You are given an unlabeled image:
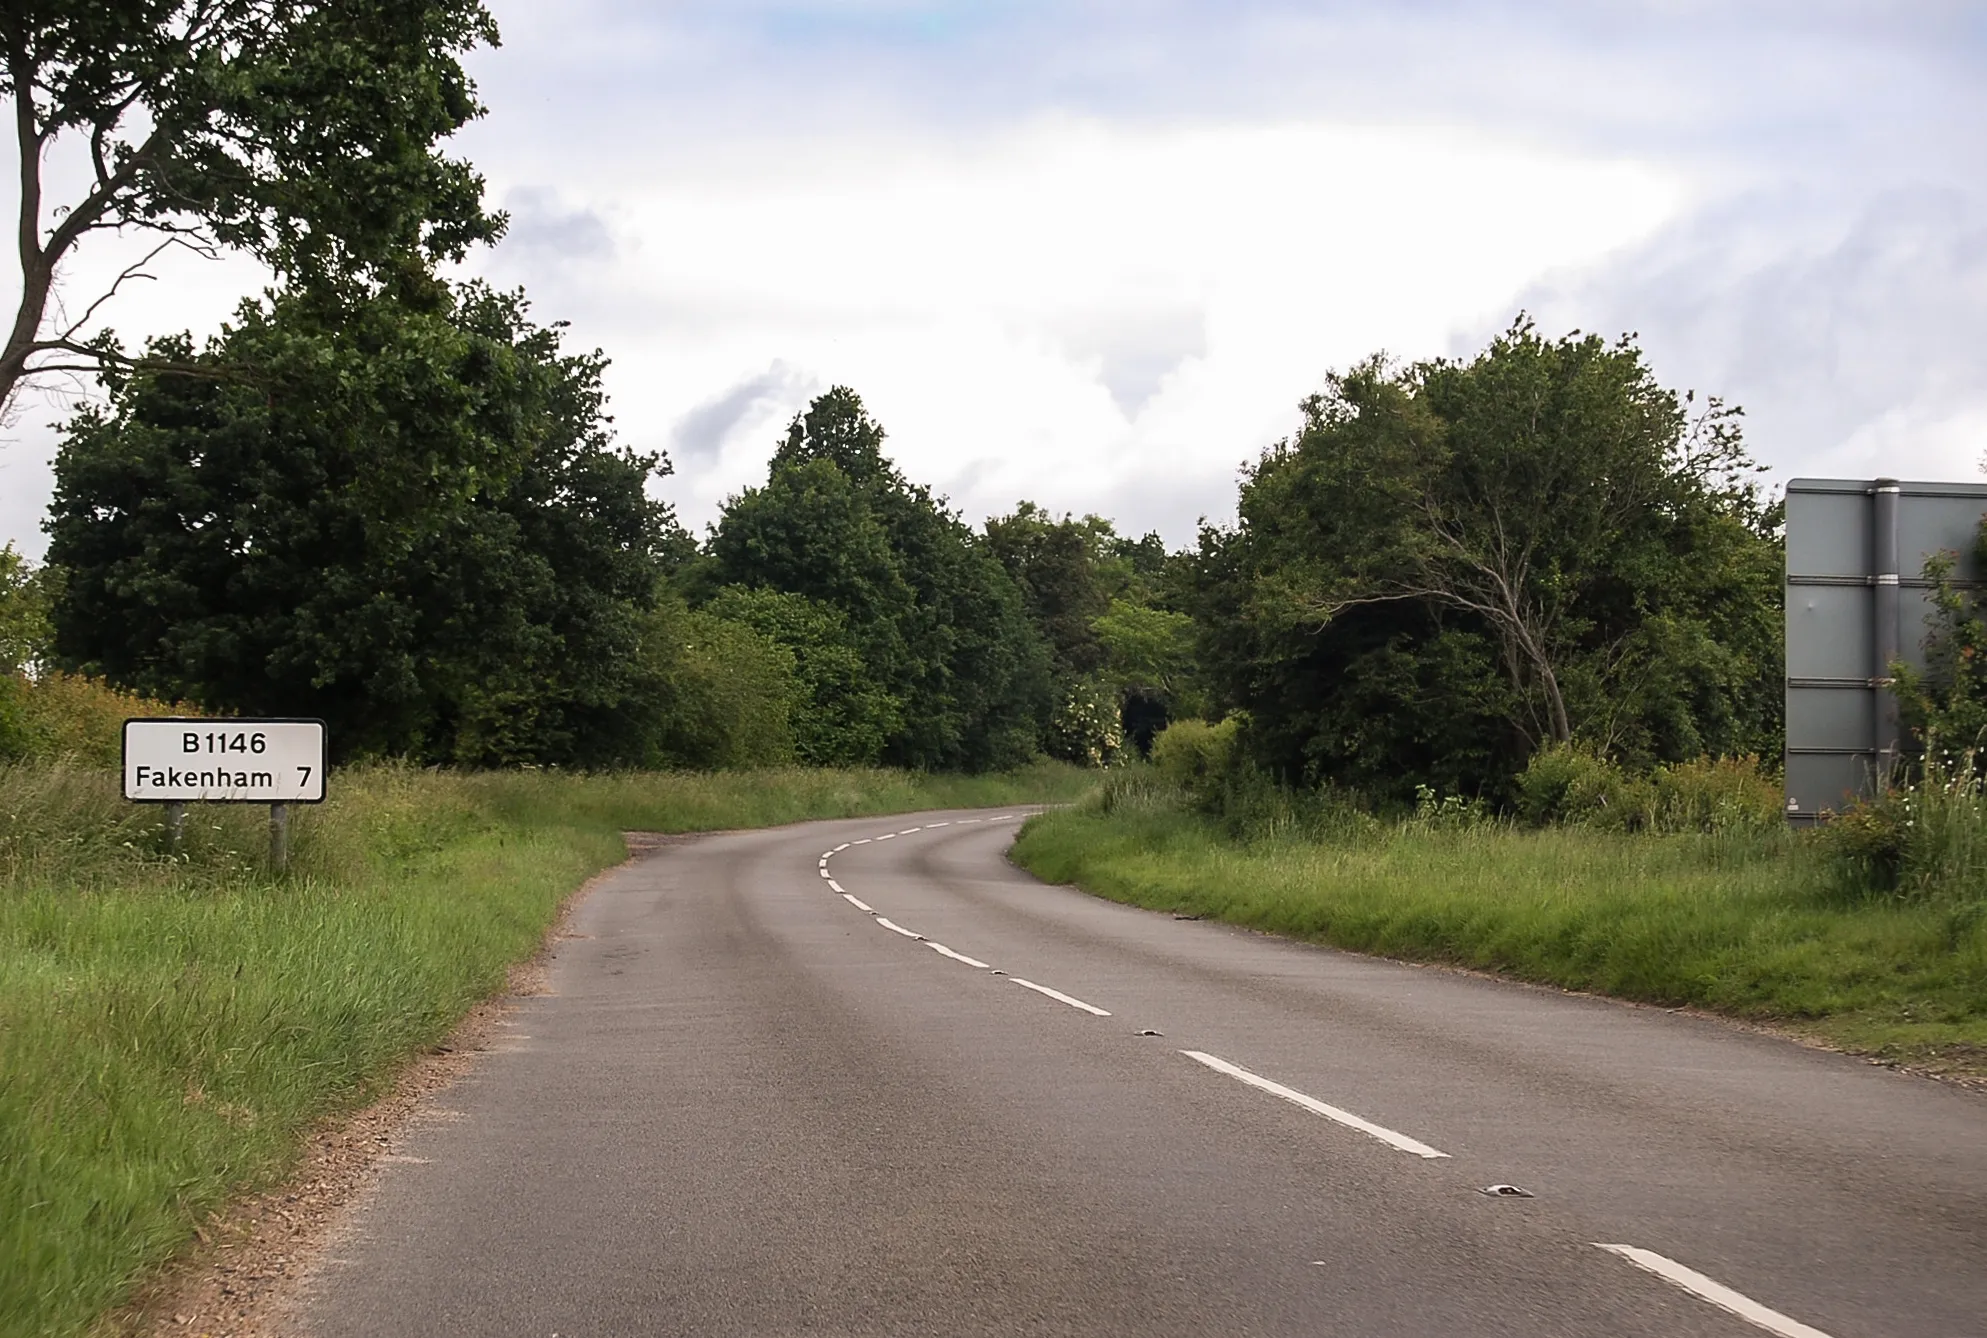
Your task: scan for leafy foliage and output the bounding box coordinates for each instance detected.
[1516,744,1780,833]
[984,502,1194,757]
[0,546,52,676]
[634,595,800,769]
[1894,534,1987,755]
[1194,318,1783,803]
[711,387,1049,771]
[703,585,898,766]
[44,278,680,765]
[3,0,504,408]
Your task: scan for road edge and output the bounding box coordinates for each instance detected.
[106,833,702,1338]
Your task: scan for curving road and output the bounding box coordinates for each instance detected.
[304,808,1986,1337]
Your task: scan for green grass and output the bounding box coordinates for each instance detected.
[0,759,1092,1338]
[1011,792,1987,1077]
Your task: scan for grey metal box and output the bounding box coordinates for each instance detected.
[1784,478,1987,822]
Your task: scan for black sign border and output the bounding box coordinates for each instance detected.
[121,716,330,804]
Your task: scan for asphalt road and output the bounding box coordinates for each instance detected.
[304,808,1987,1337]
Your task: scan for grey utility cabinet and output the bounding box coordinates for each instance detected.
[1785,477,1987,823]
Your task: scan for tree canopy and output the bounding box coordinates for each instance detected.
[710,387,1049,772]
[1194,319,1783,802]
[2,0,503,411]
[984,502,1193,760]
[45,276,682,765]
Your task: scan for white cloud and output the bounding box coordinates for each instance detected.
[7,2,1980,562]
[475,116,1682,540]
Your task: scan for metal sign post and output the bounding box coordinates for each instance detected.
[122,718,327,869]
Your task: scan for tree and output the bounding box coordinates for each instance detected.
[984,502,1113,682]
[1200,318,1782,800]
[986,502,1195,757]
[0,543,50,676]
[712,387,1050,771]
[704,585,900,766]
[635,592,800,770]
[2,0,502,415]
[44,276,680,765]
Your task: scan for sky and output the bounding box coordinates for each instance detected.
[4,1,1985,558]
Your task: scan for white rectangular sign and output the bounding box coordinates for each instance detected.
[122,718,326,803]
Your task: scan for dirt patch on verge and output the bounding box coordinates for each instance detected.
[108,833,692,1338]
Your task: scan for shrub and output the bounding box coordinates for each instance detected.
[1151,717,1240,790]
[1651,755,1782,833]
[0,672,199,765]
[1819,745,1987,904]
[1048,677,1126,768]
[1516,744,1653,830]
[1518,745,1778,834]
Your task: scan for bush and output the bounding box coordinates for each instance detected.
[1047,676,1126,768]
[1150,717,1242,800]
[1518,744,1779,833]
[1819,746,1987,904]
[1516,744,1653,829]
[1651,755,1782,833]
[0,672,200,765]
[643,604,800,769]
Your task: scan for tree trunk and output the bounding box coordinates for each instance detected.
[4,37,47,420]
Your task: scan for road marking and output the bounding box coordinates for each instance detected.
[818,858,829,868]
[853,838,871,845]
[1179,1051,1449,1160]
[1010,977,1111,1016]
[834,843,850,851]
[899,826,922,834]
[875,917,923,940]
[925,821,950,828]
[1592,1246,1835,1338]
[818,867,832,879]
[826,878,844,893]
[875,833,896,841]
[927,942,991,968]
[841,892,873,912]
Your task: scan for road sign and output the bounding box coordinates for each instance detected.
[122,718,327,804]
[1785,478,1987,822]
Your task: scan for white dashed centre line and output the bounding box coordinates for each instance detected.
[1593,1246,1836,1338]
[1009,978,1111,1016]
[826,819,1100,1009]
[1180,1051,1449,1160]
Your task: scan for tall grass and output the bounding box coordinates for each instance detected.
[0,760,1092,1338]
[1013,786,1987,1069]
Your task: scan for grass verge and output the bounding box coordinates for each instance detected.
[1010,797,1987,1080]
[1,760,1091,1338]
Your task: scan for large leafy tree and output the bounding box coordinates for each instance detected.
[986,502,1195,757]
[704,585,899,766]
[1199,318,1782,801]
[2,0,502,414]
[712,387,1049,771]
[44,276,680,764]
